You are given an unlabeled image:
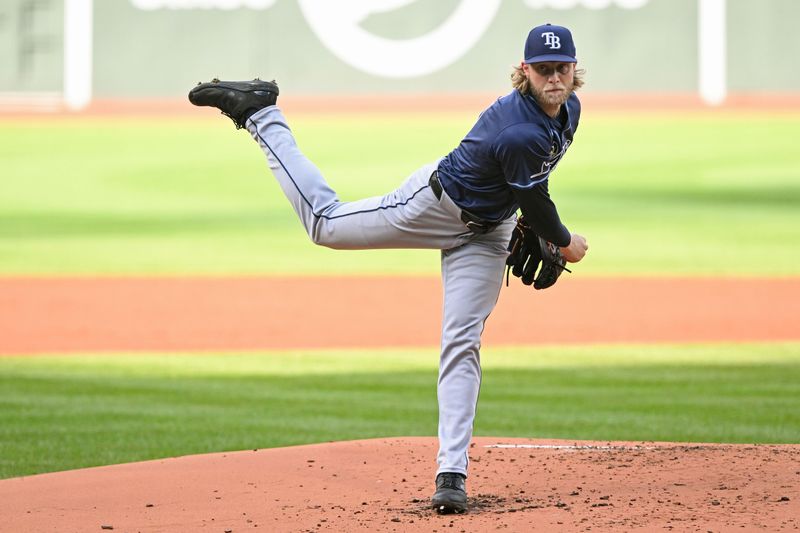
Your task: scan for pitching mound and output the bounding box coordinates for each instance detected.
[1,437,797,532]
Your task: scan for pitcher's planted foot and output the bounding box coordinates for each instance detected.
[431,472,468,514]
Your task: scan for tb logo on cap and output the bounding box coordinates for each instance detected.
[541,31,561,49]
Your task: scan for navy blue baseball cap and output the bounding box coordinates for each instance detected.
[524,23,577,64]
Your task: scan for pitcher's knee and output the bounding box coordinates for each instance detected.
[308,230,331,247]
[308,225,352,249]
[303,214,370,249]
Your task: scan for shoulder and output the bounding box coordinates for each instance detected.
[495,120,547,144]
[477,91,550,156]
[477,91,522,126]
[567,92,581,113]
[494,121,551,159]
[496,96,550,147]
[566,93,581,126]
[494,92,547,131]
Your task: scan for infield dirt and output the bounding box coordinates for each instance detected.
[2,276,798,354]
[1,437,798,532]
[2,275,799,531]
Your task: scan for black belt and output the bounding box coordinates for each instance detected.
[429,170,501,235]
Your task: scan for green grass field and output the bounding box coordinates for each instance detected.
[1,344,799,479]
[2,111,799,275]
[1,111,799,480]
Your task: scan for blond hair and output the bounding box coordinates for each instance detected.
[510,64,585,95]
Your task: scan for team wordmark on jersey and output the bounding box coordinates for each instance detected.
[530,139,571,183]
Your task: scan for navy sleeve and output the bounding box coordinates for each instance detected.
[493,125,571,247]
[510,184,571,247]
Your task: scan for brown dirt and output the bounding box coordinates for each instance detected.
[3,92,800,118]
[2,275,799,531]
[1,276,798,354]
[1,437,798,532]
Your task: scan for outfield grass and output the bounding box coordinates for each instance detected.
[3,112,797,481]
[1,343,798,479]
[1,111,799,275]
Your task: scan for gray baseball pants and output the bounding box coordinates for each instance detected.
[247,106,515,477]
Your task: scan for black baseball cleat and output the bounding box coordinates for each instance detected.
[431,472,468,514]
[188,78,279,129]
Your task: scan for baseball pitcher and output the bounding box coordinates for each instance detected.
[189,23,589,514]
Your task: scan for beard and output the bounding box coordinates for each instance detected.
[531,83,574,108]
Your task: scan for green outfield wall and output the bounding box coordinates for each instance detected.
[0,0,64,92]
[1,0,799,99]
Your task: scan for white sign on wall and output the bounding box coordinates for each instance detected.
[297,0,502,78]
[129,0,652,78]
[59,0,727,109]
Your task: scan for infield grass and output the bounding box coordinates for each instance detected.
[1,111,799,275]
[1,342,799,479]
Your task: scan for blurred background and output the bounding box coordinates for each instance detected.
[2,0,800,108]
[1,0,799,276]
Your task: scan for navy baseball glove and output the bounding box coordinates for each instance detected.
[506,216,571,290]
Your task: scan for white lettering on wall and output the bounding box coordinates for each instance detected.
[523,0,649,9]
[296,0,502,78]
[128,0,654,79]
[130,0,276,10]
